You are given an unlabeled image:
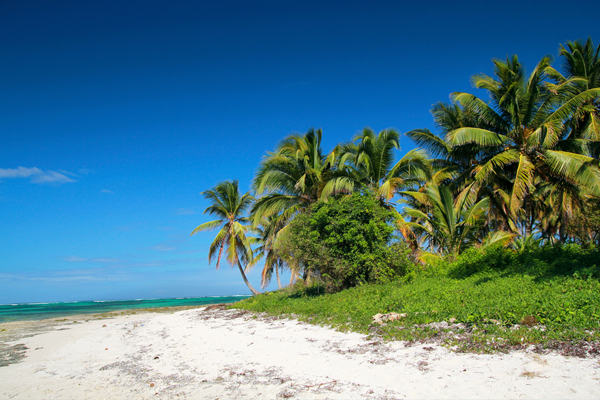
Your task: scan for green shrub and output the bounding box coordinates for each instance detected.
[444,243,600,280]
[278,189,414,291]
[445,245,515,278]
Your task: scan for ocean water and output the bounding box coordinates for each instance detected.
[0,296,250,323]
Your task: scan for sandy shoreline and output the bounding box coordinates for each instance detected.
[1,306,599,399]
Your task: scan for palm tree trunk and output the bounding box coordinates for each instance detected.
[276,263,282,289]
[237,260,262,296]
[559,221,566,244]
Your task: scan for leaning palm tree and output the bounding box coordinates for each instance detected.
[251,215,286,289]
[190,180,262,295]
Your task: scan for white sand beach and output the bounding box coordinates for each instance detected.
[1,306,599,399]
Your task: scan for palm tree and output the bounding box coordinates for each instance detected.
[408,54,600,238]
[339,127,431,202]
[456,56,600,233]
[251,215,285,289]
[547,38,600,143]
[399,184,491,260]
[406,103,515,233]
[190,180,262,295]
[251,128,352,224]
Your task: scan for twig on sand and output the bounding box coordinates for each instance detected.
[304,380,337,390]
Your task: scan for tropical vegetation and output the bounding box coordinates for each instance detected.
[235,244,600,356]
[191,38,599,290]
[277,189,413,292]
[190,180,262,295]
[189,39,600,354]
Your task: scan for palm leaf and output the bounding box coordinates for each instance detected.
[190,219,223,235]
[405,128,450,159]
[509,155,535,213]
[446,127,508,147]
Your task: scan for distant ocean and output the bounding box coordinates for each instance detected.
[0,296,250,323]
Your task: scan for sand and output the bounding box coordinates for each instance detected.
[1,306,599,399]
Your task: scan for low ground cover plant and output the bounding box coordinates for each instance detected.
[235,244,600,356]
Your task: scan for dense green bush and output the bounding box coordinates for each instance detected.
[278,190,413,291]
[444,243,600,280]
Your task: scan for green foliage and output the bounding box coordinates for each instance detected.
[338,127,431,201]
[190,180,262,295]
[235,272,600,351]
[278,189,413,291]
[251,128,353,223]
[405,39,600,243]
[445,243,600,280]
[566,198,600,246]
[400,184,493,258]
[235,242,600,352]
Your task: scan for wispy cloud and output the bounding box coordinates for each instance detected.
[0,272,117,283]
[29,276,109,282]
[61,256,88,262]
[0,167,76,184]
[101,189,113,193]
[92,258,121,263]
[128,258,203,268]
[61,256,121,263]
[149,245,177,252]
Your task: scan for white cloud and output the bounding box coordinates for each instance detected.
[0,272,113,282]
[91,258,121,263]
[149,245,177,252]
[58,170,78,177]
[29,276,108,282]
[101,189,113,193]
[133,261,166,268]
[175,208,197,215]
[0,167,76,184]
[61,256,121,263]
[62,256,89,262]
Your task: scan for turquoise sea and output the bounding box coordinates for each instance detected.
[0,296,250,323]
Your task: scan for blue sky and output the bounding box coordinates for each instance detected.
[0,0,597,303]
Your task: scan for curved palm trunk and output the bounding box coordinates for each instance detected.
[237,260,262,296]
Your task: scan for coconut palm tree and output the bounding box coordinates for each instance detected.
[399,184,514,262]
[190,180,261,295]
[406,103,514,233]
[408,54,600,239]
[251,215,286,289]
[251,128,353,224]
[338,127,431,202]
[546,38,600,149]
[455,56,600,232]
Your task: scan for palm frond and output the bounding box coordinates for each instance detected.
[190,219,223,235]
[446,127,508,147]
